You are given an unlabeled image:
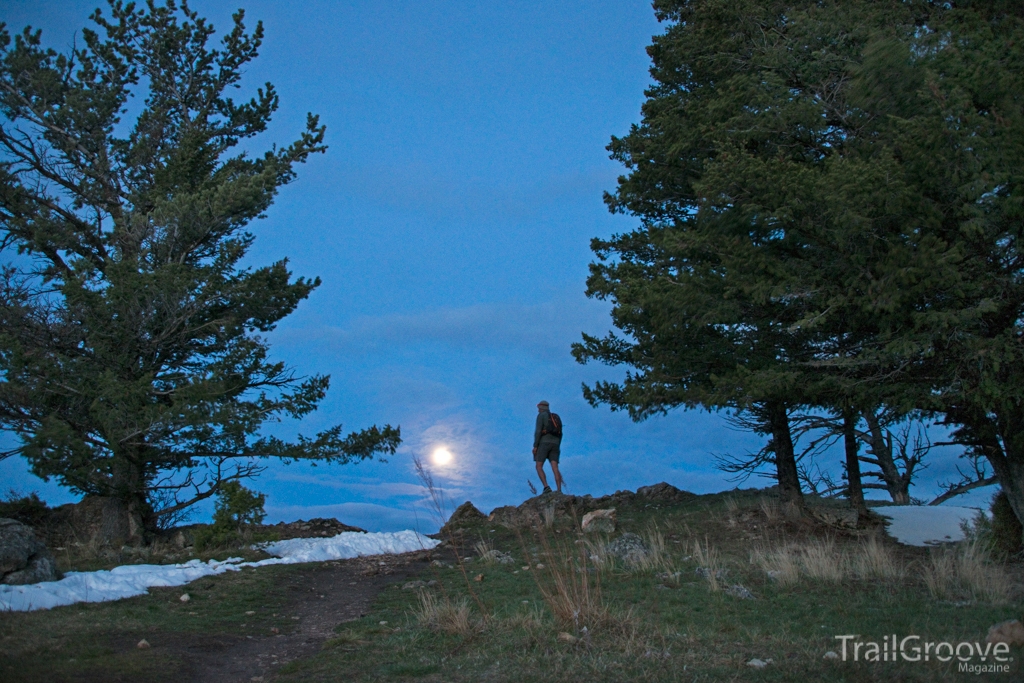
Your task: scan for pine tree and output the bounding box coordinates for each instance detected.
[0,1,399,544]
[576,0,1024,532]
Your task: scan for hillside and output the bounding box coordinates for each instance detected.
[1,486,1021,682]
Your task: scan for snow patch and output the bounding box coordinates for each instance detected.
[0,530,438,612]
[875,505,983,546]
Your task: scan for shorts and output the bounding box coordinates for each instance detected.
[534,441,560,463]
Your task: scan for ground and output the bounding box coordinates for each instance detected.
[1,488,1022,682]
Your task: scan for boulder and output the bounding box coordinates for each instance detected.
[581,508,616,534]
[0,518,61,585]
[635,482,691,503]
[487,493,587,529]
[986,619,1024,647]
[606,532,649,564]
[445,502,486,527]
[46,496,131,547]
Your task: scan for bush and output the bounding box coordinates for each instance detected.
[193,482,267,551]
[0,490,50,527]
[989,491,1024,557]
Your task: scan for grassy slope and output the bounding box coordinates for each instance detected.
[0,562,305,683]
[1,489,1020,682]
[277,490,1022,682]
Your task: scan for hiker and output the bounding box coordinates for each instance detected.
[533,400,564,494]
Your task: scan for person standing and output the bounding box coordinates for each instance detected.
[532,400,564,494]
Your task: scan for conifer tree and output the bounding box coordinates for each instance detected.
[0,1,399,543]
[577,0,1024,532]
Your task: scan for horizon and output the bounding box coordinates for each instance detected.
[0,0,1000,533]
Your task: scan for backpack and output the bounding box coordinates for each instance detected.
[543,412,562,437]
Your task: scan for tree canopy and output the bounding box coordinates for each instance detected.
[575,0,1024,528]
[0,0,399,543]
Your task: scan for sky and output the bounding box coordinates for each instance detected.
[0,0,999,532]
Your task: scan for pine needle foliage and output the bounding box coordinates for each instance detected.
[0,1,400,541]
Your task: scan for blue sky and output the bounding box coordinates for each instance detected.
[0,0,998,531]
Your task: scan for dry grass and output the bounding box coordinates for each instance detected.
[752,537,889,585]
[692,538,724,592]
[473,540,512,565]
[622,523,675,574]
[523,525,613,631]
[799,538,847,582]
[759,496,780,523]
[923,541,1012,604]
[750,544,800,587]
[502,604,546,633]
[415,591,473,634]
[853,536,905,582]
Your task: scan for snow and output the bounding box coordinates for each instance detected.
[0,530,439,612]
[874,505,984,546]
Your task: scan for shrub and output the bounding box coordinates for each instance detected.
[193,482,267,551]
[989,491,1024,557]
[0,490,50,527]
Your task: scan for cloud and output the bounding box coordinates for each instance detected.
[329,161,615,224]
[269,472,430,499]
[273,296,613,359]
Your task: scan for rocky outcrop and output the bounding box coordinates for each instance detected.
[606,532,649,564]
[261,518,366,539]
[441,502,487,532]
[485,485,693,530]
[0,518,61,585]
[636,482,694,503]
[581,508,616,533]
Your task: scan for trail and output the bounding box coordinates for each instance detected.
[163,552,428,683]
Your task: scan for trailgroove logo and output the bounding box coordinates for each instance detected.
[834,635,1013,673]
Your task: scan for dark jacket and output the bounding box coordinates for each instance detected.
[534,410,561,448]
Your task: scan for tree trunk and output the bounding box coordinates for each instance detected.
[862,411,911,504]
[767,401,803,516]
[992,409,1024,545]
[110,456,148,546]
[843,411,866,514]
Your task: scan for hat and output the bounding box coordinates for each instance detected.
[537,400,549,407]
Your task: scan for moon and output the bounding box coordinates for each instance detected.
[431,447,453,466]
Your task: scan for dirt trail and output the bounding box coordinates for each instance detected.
[175,551,431,683]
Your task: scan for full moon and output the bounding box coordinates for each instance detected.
[432,447,453,466]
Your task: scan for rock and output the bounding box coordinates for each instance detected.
[725,584,755,600]
[479,548,515,565]
[581,508,616,534]
[266,518,366,539]
[810,506,860,529]
[179,593,190,602]
[487,493,594,529]
[746,658,771,668]
[695,567,729,581]
[635,482,691,503]
[440,502,487,534]
[823,651,840,660]
[606,532,649,564]
[137,639,151,649]
[0,518,61,585]
[986,619,1024,647]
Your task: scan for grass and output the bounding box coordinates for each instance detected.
[3,489,1022,682]
[0,562,307,682]
[271,491,1022,682]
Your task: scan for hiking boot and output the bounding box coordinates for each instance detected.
[542,485,552,494]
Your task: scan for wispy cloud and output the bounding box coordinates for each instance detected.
[273,296,613,359]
